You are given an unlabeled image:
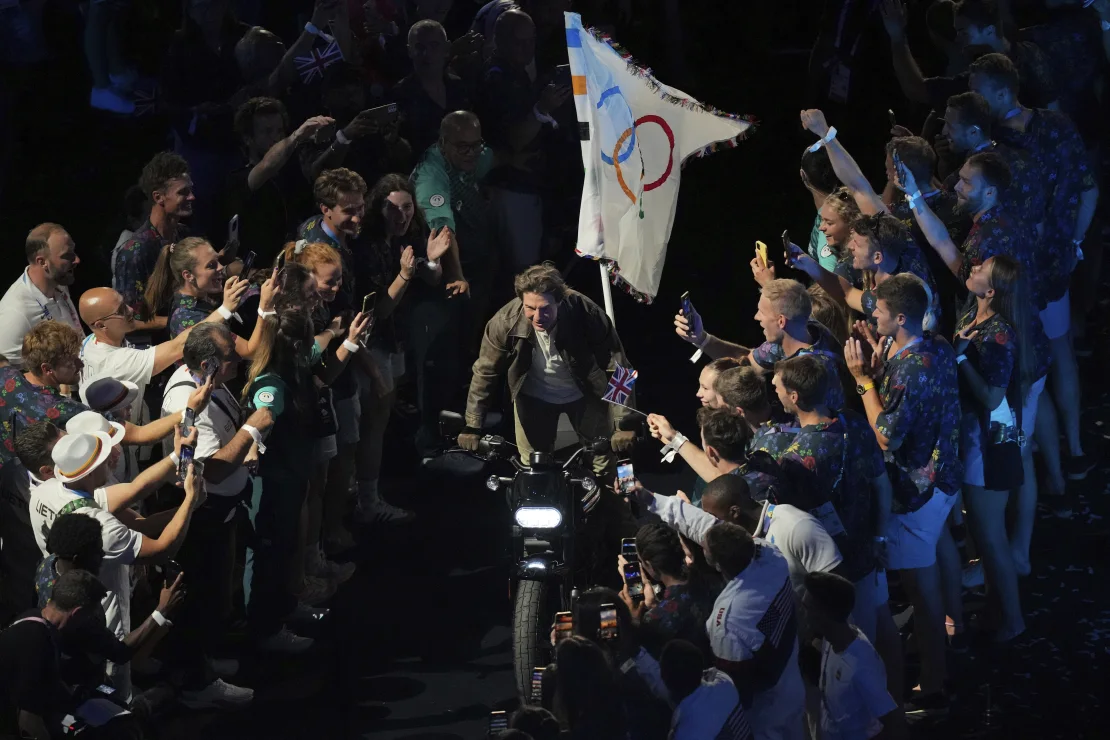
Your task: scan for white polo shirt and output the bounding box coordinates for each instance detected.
[819,629,896,740]
[29,478,143,640]
[161,364,246,498]
[0,269,84,367]
[79,335,155,424]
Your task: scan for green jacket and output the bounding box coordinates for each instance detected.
[465,290,634,429]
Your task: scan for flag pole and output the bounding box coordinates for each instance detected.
[599,262,616,327]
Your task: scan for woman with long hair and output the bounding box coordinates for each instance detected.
[241,271,370,651]
[144,236,252,351]
[953,254,1042,643]
[552,636,628,740]
[348,173,450,524]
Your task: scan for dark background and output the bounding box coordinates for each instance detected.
[2,0,1106,738]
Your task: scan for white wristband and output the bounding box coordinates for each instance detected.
[335,129,352,146]
[151,610,173,628]
[533,105,558,128]
[807,126,837,152]
[342,339,361,353]
[257,308,276,318]
[956,354,968,365]
[242,424,267,455]
[426,259,439,269]
[216,305,233,320]
[696,332,711,350]
[169,451,180,467]
[907,190,923,211]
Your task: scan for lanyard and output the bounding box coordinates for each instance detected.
[1002,107,1023,121]
[970,140,994,153]
[24,272,79,328]
[885,335,922,363]
[833,0,881,57]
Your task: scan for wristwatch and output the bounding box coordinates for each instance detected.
[856,381,875,395]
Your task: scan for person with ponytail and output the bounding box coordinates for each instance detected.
[144,236,252,352]
[952,254,1044,644]
[241,276,370,653]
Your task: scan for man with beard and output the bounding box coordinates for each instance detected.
[114,152,194,333]
[0,225,84,368]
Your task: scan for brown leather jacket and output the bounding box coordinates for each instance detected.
[464,290,634,429]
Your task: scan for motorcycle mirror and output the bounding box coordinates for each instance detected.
[439,410,465,436]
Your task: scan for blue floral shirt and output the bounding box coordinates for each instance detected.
[168,292,218,339]
[113,219,181,316]
[639,583,713,658]
[750,320,849,412]
[774,411,885,581]
[961,207,1043,309]
[994,110,1097,302]
[875,334,962,512]
[0,367,87,471]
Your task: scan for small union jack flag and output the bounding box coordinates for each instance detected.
[295,39,344,84]
[602,365,637,406]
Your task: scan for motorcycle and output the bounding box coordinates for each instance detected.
[438,411,609,700]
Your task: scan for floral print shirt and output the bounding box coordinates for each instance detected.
[960,207,1043,309]
[113,219,180,316]
[773,411,885,581]
[994,109,1097,303]
[0,367,87,471]
[639,582,713,658]
[168,292,218,339]
[875,333,962,512]
[750,320,849,412]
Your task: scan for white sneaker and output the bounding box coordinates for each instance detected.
[90,87,135,114]
[180,678,254,710]
[206,656,240,679]
[355,497,415,525]
[255,626,314,655]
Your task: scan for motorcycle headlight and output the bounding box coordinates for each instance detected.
[514,507,563,529]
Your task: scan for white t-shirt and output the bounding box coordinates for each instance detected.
[79,335,156,424]
[29,478,143,639]
[819,629,896,740]
[161,364,246,497]
[708,544,805,738]
[521,328,583,404]
[0,269,84,367]
[761,504,843,594]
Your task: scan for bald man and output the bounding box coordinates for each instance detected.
[0,224,83,367]
[78,288,222,423]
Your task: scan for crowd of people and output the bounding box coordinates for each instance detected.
[0,0,1107,738]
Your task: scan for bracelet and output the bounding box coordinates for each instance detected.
[807,126,837,153]
[151,610,173,628]
[671,431,688,451]
[426,259,439,269]
[169,451,180,467]
[216,305,233,320]
[399,272,411,282]
[335,129,352,146]
[342,339,361,353]
[257,308,276,318]
[242,424,267,455]
[696,332,711,350]
[956,354,968,365]
[907,190,924,211]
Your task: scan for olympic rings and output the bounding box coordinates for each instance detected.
[611,115,675,204]
[597,86,637,166]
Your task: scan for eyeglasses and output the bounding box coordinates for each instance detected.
[450,138,485,155]
[95,304,133,324]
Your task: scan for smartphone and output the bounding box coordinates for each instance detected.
[598,603,619,641]
[892,150,908,189]
[616,460,636,494]
[200,357,219,379]
[276,249,287,272]
[554,63,572,87]
[488,710,508,736]
[361,292,377,314]
[530,666,545,704]
[782,229,803,265]
[621,537,638,562]
[363,102,399,124]
[240,250,257,276]
[679,291,697,337]
[228,214,240,243]
[178,444,194,480]
[755,240,769,268]
[623,561,644,605]
[887,109,897,128]
[554,611,574,642]
[160,559,182,581]
[183,407,197,431]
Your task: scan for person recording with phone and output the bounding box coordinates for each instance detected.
[160,322,275,699]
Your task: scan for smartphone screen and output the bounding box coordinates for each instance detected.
[598,604,619,641]
[621,538,638,560]
[623,562,644,604]
[178,444,194,480]
[616,461,635,494]
[183,407,197,431]
[554,611,573,642]
[96,684,116,695]
[531,666,544,704]
[240,250,257,276]
[362,292,376,314]
[488,710,508,735]
[365,102,398,124]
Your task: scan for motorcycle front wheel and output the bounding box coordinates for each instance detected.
[512,578,553,701]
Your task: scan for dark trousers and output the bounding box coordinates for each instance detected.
[246,470,307,637]
[165,491,241,687]
[410,296,465,454]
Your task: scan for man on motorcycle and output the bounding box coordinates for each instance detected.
[457,263,637,473]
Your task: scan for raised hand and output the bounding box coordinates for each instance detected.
[426,226,451,262]
[399,245,416,280]
[880,0,908,41]
[222,275,249,311]
[800,109,830,138]
[751,255,776,287]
